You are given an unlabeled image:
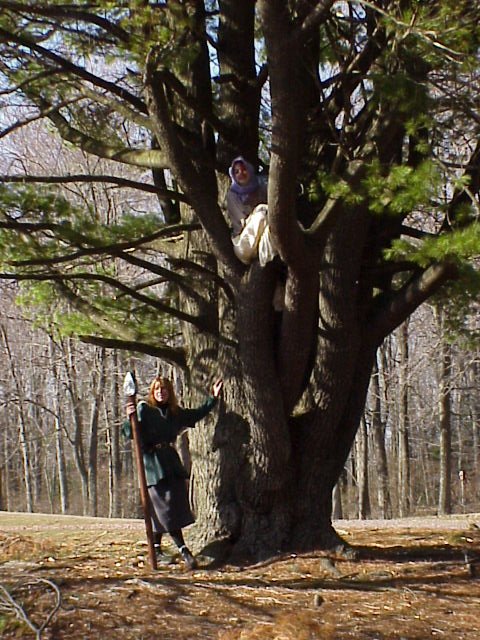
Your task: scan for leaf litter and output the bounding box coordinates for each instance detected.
[0,513,479,639]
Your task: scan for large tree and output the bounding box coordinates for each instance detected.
[0,1,479,559]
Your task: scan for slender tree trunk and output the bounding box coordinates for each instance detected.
[436,309,452,515]
[332,482,343,520]
[356,417,371,519]
[2,429,10,510]
[64,339,89,512]
[29,388,43,507]
[87,347,107,516]
[345,455,356,519]
[0,423,11,511]
[49,335,69,513]
[16,399,32,511]
[109,351,122,517]
[54,414,68,513]
[106,403,115,518]
[469,362,479,505]
[397,321,411,517]
[106,352,123,517]
[419,439,432,506]
[473,409,479,501]
[370,354,391,518]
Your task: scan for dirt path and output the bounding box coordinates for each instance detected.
[0,511,479,639]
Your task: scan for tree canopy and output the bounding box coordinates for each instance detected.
[0,1,479,558]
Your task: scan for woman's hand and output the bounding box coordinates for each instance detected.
[126,402,137,418]
[212,379,223,398]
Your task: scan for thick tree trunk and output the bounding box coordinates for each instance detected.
[191,214,380,555]
[179,222,244,552]
[289,208,374,548]
[185,209,380,557]
[183,235,293,560]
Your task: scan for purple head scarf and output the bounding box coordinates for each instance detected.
[229,156,260,203]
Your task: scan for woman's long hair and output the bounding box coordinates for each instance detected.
[146,376,180,414]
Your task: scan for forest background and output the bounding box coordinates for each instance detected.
[1,285,479,523]
[0,0,479,562]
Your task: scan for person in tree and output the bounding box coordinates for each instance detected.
[124,376,223,569]
[226,156,277,266]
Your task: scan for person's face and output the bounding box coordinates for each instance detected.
[233,162,250,185]
[153,382,169,404]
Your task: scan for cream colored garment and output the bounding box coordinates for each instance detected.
[232,204,277,267]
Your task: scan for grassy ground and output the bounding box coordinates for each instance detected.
[0,511,479,639]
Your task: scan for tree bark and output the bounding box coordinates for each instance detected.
[106,350,122,518]
[49,335,69,514]
[397,321,411,517]
[331,482,343,520]
[370,354,391,518]
[436,309,452,515]
[357,417,371,520]
[63,339,89,512]
[87,347,107,517]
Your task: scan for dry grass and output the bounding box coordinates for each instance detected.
[0,512,479,639]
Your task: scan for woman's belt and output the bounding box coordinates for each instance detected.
[154,442,172,449]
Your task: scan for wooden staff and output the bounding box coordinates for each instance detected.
[123,371,157,570]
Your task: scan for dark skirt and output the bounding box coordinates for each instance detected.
[148,476,195,533]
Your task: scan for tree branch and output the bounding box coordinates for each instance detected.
[293,0,336,43]
[144,52,241,277]
[79,335,187,369]
[119,251,234,310]
[400,224,437,239]
[0,26,145,111]
[0,1,131,42]
[442,138,480,228]
[359,0,468,62]
[116,252,207,304]
[0,218,200,264]
[55,277,205,345]
[258,0,307,266]
[38,102,169,169]
[0,173,189,202]
[0,578,61,638]
[0,271,230,344]
[370,261,459,344]
[0,80,69,138]
[157,68,233,140]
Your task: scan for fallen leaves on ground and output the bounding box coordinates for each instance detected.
[0,513,479,639]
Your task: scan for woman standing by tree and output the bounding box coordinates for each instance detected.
[124,376,223,569]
